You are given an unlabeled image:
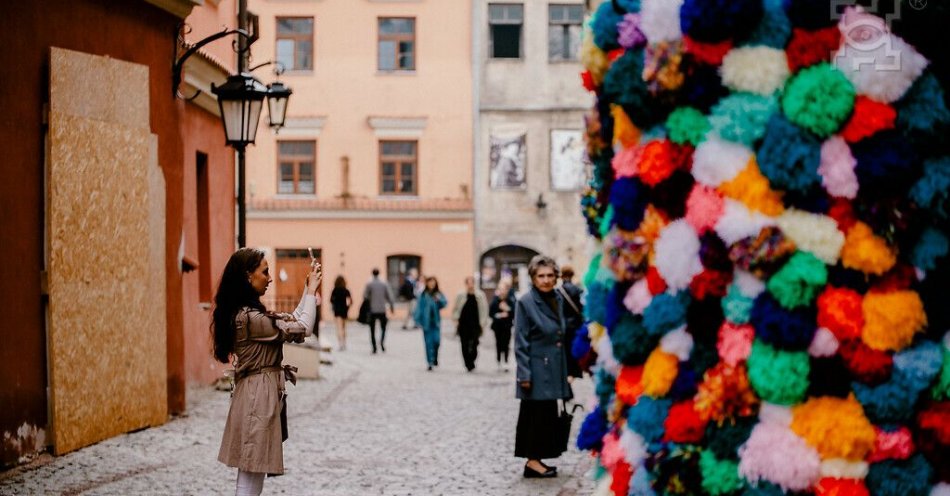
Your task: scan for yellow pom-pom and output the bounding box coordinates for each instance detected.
[642,349,679,397]
[862,290,927,351]
[588,322,606,344]
[790,395,876,461]
[840,222,897,275]
[717,158,785,216]
[611,105,641,149]
[581,33,609,86]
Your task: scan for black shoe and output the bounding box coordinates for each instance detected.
[427,365,433,371]
[523,464,556,478]
[540,462,557,472]
[381,344,386,352]
[433,360,439,366]
[372,349,377,354]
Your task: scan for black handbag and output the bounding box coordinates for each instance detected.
[554,401,581,453]
[357,299,371,324]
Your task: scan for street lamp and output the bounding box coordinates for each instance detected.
[265,81,292,131]
[211,72,269,150]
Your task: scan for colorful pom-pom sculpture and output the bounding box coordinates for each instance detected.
[575,1,950,493]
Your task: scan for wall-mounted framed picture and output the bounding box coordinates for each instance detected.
[550,129,587,191]
[489,132,527,190]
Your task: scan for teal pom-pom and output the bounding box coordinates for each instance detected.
[627,396,672,442]
[853,377,919,424]
[585,281,609,325]
[896,72,950,148]
[709,92,778,147]
[893,340,944,392]
[667,107,711,146]
[912,228,949,272]
[765,251,828,309]
[604,50,660,128]
[705,416,756,459]
[595,368,617,408]
[643,292,691,336]
[722,283,754,324]
[757,114,822,193]
[910,157,950,222]
[781,63,855,138]
[611,313,660,365]
[741,482,786,496]
[742,0,791,48]
[591,1,625,51]
[865,454,934,496]
[599,204,615,238]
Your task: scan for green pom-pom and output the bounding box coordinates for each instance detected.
[722,284,754,324]
[932,347,950,400]
[699,451,745,496]
[667,107,710,146]
[766,251,828,309]
[599,205,615,239]
[709,93,778,146]
[747,340,810,405]
[612,314,659,365]
[584,253,603,289]
[781,63,855,138]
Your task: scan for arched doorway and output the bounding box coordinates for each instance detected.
[480,245,539,296]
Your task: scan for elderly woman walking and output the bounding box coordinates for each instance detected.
[514,255,572,478]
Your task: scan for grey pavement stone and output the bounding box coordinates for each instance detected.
[0,322,595,495]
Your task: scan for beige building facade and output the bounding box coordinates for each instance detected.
[246,0,475,315]
[474,0,593,294]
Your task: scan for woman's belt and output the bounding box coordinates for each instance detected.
[234,364,299,385]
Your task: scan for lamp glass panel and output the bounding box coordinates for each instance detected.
[245,99,264,144]
[221,100,245,143]
[267,95,289,127]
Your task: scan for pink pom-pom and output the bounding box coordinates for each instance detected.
[601,431,626,471]
[685,184,725,235]
[808,327,840,357]
[739,423,822,492]
[718,322,755,366]
[818,136,859,199]
[624,279,653,315]
[612,145,642,179]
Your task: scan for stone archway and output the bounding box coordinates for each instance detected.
[479,244,540,297]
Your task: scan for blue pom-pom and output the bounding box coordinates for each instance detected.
[609,177,650,231]
[749,292,817,350]
[708,92,778,147]
[669,365,699,400]
[865,454,934,496]
[627,396,672,442]
[585,281,609,325]
[910,157,950,222]
[852,130,919,199]
[853,377,920,424]
[680,61,729,113]
[785,0,838,30]
[606,283,631,331]
[591,1,625,51]
[572,324,592,360]
[743,0,792,48]
[643,292,691,336]
[893,340,944,392]
[896,73,950,148]
[630,464,657,496]
[680,0,764,43]
[912,228,949,272]
[577,407,609,451]
[757,114,822,193]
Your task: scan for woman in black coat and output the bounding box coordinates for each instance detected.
[514,255,572,478]
[489,279,516,371]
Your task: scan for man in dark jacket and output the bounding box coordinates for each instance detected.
[557,265,584,379]
[364,268,394,353]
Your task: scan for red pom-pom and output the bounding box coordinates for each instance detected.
[663,400,707,443]
[689,269,732,300]
[581,71,597,92]
[817,286,865,340]
[838,339,893,385]
[815,478,870,496]
[786,27,842,73]
[683,36,732,65]
[871,263,918,292]
[916,401,950,483]
[637,140,693,186]
[616,366,645,405]
[646,266,668,295]
[828,198,858,232]
[840,96,897,143]
[867,426,915,462]
[610,460,633,496]
[608,48,625,62]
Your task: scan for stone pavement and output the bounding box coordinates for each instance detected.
[0,321,595,496]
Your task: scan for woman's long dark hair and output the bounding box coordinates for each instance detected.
[425,276,440,295]
[334,275,346,289]
[211,248,267,364]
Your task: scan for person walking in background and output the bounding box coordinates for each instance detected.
[413,276,447,371]
[452,276,489,372]
[557,265,584,379]
[514,255,572,478]
[212,248,321,495]
[363,268,395,354]
[489,279,516,372]
[330,275,352,351]
[400,268,420,330]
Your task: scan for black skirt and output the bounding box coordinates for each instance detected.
[514,399,564,460]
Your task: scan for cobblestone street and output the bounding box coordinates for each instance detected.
[0,322,595,496]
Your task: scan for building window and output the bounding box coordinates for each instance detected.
[548,4,583,61]
[276,17,314,71]
[489,4,523,59]
[378,18,416,72]
[379,140,417,195]
[278,141,316,195]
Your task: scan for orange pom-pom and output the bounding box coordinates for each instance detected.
[694,363,759,423]
[841,222,897,275]
[638,139,692,187]
[790,395,876,460]
[717,158,785,216]
[817,287,865,341]
[616,366,645,405]
[862,290,927,352]
[612,104,642,149]
[642,349,679,397]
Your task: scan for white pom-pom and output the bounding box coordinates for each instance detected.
[834,28,929,103]
[733,269,766,298]
[776,209,846,265]
[639,0,684,43]
[660,325,693,361]
[692,138,753,187]
[818,136,859,199]
[820,459,869,479]
[624,279,653,315]
[759,402,793,426]
[654,219,704,291]
[721,46,791,95]
[714,199,776,246]
[943,331,950,350]
[931,482,950,496]
[596,332,621,376]
[620,428,649,467]
[808,327,840,357]
[593,475,614,496]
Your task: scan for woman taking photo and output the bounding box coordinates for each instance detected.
[330,275,352,351]
[514,255,572,478]
[414,276,447,371]
[212,248,321,496]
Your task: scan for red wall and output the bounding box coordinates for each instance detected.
[0,0,192,464]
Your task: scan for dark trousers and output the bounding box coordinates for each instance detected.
[493,327,511,363]
[369,313,387,351]
[459,329,479,371]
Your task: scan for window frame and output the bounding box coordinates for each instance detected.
[377,17,417,72]
[547,4,584,62]
[488,3,524,60]
[276,140,317,196]
[378,140,419,196]
[275,16,314,72]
